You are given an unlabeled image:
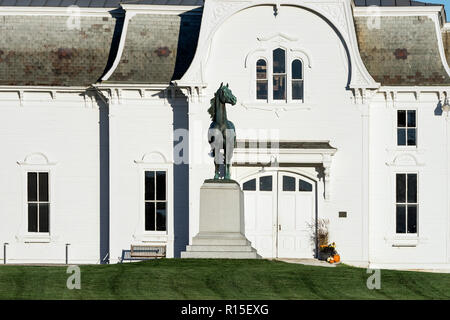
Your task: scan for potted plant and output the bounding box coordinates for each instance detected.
[307,218,329,259]
[307,219,341,263]
[319,242,336,261]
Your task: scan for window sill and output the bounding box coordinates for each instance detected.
[133,232,168,243]
[384,235,426,247]
[18,233,53,243]
[386,147,425,153]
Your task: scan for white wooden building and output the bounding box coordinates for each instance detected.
[1,0,450,270]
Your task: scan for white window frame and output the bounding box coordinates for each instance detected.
[271,47,288,102]
[255,57,269,101]
[26,171,51,234]
[291,58,305,102]
[133,154,173,255]
[256,47,306,104]
[244,43,312,109]
[394,108,418,149]
[16,153,57,243]
[395,172,418,235]
[143,169,169,234]
[385,153,424,247]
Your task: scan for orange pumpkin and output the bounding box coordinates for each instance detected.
[333,254,340,263]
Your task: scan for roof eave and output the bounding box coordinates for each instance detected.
[120,3,203,15]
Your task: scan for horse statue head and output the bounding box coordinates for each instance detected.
[219,82,237,106]
[208,83,237,121]
[207,83,237,180]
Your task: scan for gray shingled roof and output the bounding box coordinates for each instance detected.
[0,0,203,7]
[355,15,450,86]
[443,30,450,68]
[106,11,201,84]
[0,13,122,86]
[354,0,441,6]
[0,0,449,87]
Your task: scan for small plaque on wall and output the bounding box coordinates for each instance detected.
[339,211,347,218]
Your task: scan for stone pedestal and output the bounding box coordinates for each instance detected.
[181,181,260,259]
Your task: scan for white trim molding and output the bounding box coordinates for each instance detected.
[94,83,189,104]
[17,152,57,167]
[243,38,313,106]
[178,0,380,91]
[385,167,422,247]
[0,6,115,16]
[132,154,174,258]
[0,86,91,107]
[16,154,58,244]
[101,4,203,82]
[120,4,203,15]
[384,235,428,248]
[100,11,133,82]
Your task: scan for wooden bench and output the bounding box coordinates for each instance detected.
[120,245,166,263]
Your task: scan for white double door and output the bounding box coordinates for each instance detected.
[242,171,315,259]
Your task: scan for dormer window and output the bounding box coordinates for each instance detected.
[273,48,286,100]
[256,59,268,100]
[255,48,305,103]
[292,59,304,100]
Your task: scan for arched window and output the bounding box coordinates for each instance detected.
[273,48,286,100]
[254,48,306,102]
[256,59,268,100]
[291,59,303,100]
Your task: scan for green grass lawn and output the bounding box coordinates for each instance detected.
[0,259,449,299]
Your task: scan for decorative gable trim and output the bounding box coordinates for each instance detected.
[178,0,379,92]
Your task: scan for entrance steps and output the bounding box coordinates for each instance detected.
[181,232,261,259]
[189,235,251,246]
[182,250,261,259]
[186,245,254,252]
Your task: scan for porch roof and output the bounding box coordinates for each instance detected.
[235,140,337,151]
[233,140,336,200]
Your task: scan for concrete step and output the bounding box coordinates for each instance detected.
[181,250,261,259]
[186,245,255,252]
[192,238,252,246]
[275,258,336,267]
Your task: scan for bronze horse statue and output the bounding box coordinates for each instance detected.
[208,83,237,180]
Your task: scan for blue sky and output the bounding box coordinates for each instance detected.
[425,0,449,20]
